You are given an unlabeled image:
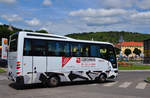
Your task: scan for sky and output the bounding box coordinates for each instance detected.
[0,0,150,35]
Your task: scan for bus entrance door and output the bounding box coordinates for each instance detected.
[32,56,47,83]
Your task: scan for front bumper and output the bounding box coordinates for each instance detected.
[108,70,118,79]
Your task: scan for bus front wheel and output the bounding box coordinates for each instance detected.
[99,74,107,83]
[47,76,60,87]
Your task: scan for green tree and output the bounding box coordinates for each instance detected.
[0,25,20,45]
[114,47,121,55]
[35,30,48,33]
[133,48,141,56]
[124,48,131,57]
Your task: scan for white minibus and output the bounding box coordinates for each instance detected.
[8,31,118,87]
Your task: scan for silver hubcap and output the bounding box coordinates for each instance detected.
[50,77,58,86]
[100,75,105,81]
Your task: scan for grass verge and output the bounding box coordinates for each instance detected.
[119,65,150,70]
[146,77,150,81]
[0,68,6,73]
[145,77,150,83]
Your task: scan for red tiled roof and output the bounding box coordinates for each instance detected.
[115,42,143,48]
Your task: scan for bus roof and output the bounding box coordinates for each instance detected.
[18,31,114,46]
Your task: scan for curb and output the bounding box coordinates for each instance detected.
[119,70,150,72]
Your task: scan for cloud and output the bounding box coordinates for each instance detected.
[1,14,23,22]
[0,22,3,25]
[42,0,52,6]
[130,11,150,25]
[136,0,150,10]
[131,12,150,19]
[85,17,121,26]
[40,21,88,35]
[98,0,150,10]
[69,8,136,26]
[0,0,17,4]
[25,18,41,26]
[36,8,150,35]
[99,0,136,9]
[69,8,128,17]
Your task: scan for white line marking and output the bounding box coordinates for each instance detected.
[89,84,98,86]
[119,82,132,88]
[136,82,147,89]
[103,81,118,87]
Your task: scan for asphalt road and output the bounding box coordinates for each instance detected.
[0,71,150,98]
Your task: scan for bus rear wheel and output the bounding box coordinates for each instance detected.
[47,76,59,87]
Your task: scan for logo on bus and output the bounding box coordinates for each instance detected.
[76,57,81,63]
[62,57,72,68]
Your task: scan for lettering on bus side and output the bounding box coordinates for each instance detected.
[80,58,96,66]
[98,59,105,62]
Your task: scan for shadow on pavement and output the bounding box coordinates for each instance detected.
[9,80,116,90]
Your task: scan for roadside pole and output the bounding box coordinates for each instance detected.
[1,38,8,60]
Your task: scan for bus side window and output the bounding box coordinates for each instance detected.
[99,46,107,59]
[64,42,70,57]
[48,41,56,56]
[80,44,90,57]
[70,43,80,57]
[90,45,98,57]
[57,42,70,57]
[23,39,32,56]
[31,39,47,56]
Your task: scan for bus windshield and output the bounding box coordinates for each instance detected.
[100,45,117,68]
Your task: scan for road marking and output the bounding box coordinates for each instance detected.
[0,75,7,80]
[119,82,132,88]
[103,81,118,87]
[89,84,98,86]
[136,82,147,89]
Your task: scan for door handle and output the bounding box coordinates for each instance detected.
[34,67,36,70]
[34,67,37,73]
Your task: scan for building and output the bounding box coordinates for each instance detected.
[115,42,144,57]
[144,39,150,64]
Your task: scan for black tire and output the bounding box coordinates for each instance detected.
[99,74,106,83]
[47,76,59,87]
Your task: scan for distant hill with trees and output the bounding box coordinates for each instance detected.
[66,31,150,44]
[0,24,48,45]
[0,24,150,45]
[0,24,22,40]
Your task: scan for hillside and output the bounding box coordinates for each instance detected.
[66,31,150,44]
[0,24,22,40]
[0,24,150,44]
[0,24,48,45]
